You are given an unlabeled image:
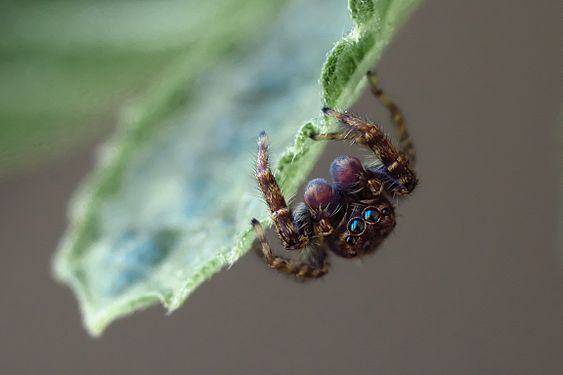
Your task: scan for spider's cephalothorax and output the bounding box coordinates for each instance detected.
[251,72,417,279]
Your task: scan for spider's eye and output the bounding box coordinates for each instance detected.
[362,207,380,224]
[344,236,356,246]
[381,207,391,216]
[347,218,365,235]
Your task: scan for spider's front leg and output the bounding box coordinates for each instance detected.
[254,131,309,250]
[312,74,417,196]
[251,131,329,278]
[316,107,417,196]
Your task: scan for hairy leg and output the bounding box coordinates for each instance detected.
[312,71,417,195]
[367,71,416,164]
[255,131,309,249]
[314,107,417,195]
[251,219,329,279]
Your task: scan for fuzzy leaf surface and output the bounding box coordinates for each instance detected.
[53,0,419,335]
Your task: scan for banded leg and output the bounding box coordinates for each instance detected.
[256,131,309,250]
[367,71,416,164]
[315,107,417,195]
[251,219,329,279]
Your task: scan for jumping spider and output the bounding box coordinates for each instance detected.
[251,71,417,279]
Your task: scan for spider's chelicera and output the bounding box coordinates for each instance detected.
[251,71,418,279]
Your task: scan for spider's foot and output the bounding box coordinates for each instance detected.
[257,130,268,147]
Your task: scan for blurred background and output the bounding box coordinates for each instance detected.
[0,0,561,374]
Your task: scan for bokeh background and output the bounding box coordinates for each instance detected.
[1,0,562,374]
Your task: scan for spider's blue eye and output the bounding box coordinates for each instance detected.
[363,207,380,223]
[347,218,365,235]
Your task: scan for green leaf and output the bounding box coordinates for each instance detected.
[0,0,283,174]
[53,0,420,335]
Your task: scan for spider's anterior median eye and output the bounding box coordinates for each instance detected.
[347,218,365,235]
[362,207,380,224]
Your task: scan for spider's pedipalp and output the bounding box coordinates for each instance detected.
[303,178,344,236]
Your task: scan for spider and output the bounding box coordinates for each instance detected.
[251,71,418,279]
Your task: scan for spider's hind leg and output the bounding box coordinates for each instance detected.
[367,71,416,164]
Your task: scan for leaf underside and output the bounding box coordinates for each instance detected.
[53,0,419,335]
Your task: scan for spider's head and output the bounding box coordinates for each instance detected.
[303,168,396,258]
[304,156,395,258]
[329,200,396,258]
